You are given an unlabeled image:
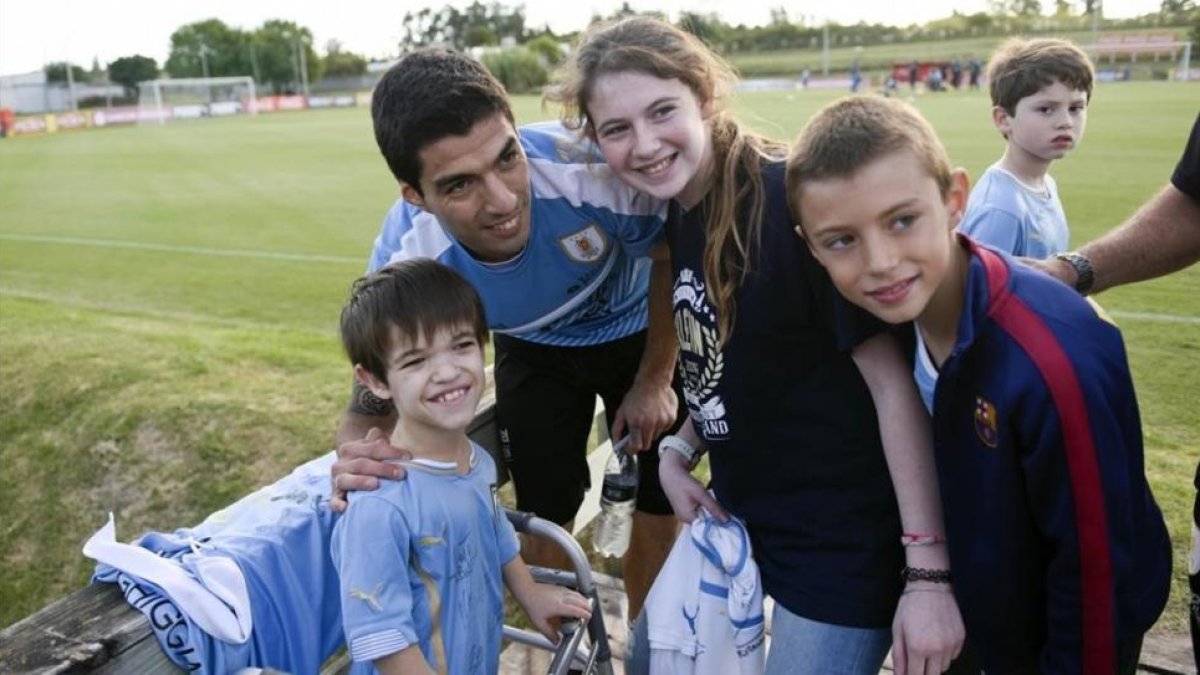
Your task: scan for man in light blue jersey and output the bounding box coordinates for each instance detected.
[331,48,682,620]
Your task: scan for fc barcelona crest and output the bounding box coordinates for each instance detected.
[559,224,608,263]
[974,396,999,448]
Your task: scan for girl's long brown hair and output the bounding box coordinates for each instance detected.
[546,17,785,342]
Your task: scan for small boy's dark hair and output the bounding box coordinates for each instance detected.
[786,96,952,227]
[987,38,1094,115]
[340,259,489,384]
[371,48,513,194]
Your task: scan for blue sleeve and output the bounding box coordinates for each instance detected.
[366,199,413,273]
[959,207,1026,256]
[332,495,420,663]
[1012,315,1147,673]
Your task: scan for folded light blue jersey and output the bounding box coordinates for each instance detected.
[367,121,667,347]
[89,451,344,674]
[333,443,520,674]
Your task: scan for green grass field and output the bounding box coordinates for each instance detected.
[1,83,1197,637]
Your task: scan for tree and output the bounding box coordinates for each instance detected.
[399,2,525,50]
[1160,0,1196,15]
[108,55,158,96]
[165,19,251,79]
[525,34,564,66]
[321,40,367,78]
[678,12,730,48]
[44,62,90,84]
[250,20,319,93]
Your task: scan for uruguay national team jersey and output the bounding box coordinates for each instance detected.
[959,164,1069,259]
[88,452,344,674]
[367,121,667,347]
[332,444,520,674]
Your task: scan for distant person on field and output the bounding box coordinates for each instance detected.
[958,38,1093,259]
[927,66,944,92]
[333,259,591,674]
[801,67,811,89]
[850,59,863,92]
[789,95,1172,675]
[968,57,982,89]
[908,60,919,90]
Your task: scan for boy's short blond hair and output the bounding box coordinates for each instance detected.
[786,96,953,226]
[987,38,1094,114]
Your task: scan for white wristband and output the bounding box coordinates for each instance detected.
[658,434,698,465]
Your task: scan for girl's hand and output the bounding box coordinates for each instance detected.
[891,585,964,675]
[658,450,728,523]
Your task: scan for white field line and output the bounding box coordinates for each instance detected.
[0,233,362,265]
[3,235,1198,328]
[1109,310,1200,326]
[0,286,337,336]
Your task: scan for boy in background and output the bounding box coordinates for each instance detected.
[960,38,1093,261]
[787,96,1170,674]
[333,259,591,674]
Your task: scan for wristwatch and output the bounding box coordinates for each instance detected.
[1054,251,1094,295]
[658,434,699,466]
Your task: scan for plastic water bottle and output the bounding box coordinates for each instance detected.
[592,437,638,558]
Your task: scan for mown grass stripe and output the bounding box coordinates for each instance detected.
[0,233,362,265]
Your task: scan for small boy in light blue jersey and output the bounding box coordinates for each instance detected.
[332,259,591,674]
[959,38,1093,259]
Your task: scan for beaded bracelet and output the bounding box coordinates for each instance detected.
[900,532,946,547]
[901,566,952,584]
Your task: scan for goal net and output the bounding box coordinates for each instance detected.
[137,76,258,124]
[1084,34,1194,82]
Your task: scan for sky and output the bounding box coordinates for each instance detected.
[0,0,1164,77]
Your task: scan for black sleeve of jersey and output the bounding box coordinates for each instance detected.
[1170,112,1200,202]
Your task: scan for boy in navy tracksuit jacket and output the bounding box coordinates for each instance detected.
[787,96,1171,674]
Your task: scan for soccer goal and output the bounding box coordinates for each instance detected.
[1084,34,1194,82]
[137,76,258,124]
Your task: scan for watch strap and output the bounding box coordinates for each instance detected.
[1054,251,1094,295]
[658,434,698,465]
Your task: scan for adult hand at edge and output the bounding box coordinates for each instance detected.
[610,377,678,453]
[330,426,413,512]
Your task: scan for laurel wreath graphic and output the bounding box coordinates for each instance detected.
[694,324,725,399]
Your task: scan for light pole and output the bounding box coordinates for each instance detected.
[282,31,308,99]
[198,42,212,79]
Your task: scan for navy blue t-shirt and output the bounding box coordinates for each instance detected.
[666,161,903,628]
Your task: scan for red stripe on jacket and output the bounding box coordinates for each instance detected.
[978,245,1115,673]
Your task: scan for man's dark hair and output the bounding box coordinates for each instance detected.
[371,48,514,194]
[340,259,489,385]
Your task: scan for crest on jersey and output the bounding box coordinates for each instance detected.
[559,224,607,263]
[974,396,999,448]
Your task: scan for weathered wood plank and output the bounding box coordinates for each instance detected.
[0,583,166,673]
